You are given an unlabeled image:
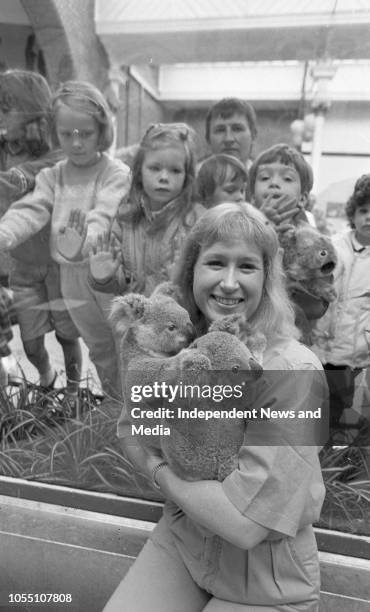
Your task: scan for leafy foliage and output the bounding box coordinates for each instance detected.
[318,424,370,535]
[0,380,160,501]
[0,379,368,532]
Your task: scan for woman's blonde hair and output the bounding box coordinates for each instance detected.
[122,122,197,225]
[173,202,298,343]
[51,80,114,151]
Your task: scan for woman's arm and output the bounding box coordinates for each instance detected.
[121,435,269,550]
[153,461,269,549]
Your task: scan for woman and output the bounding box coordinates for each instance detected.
[104,203,327,612]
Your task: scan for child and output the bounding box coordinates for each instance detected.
[311,174,370,428]
[196,153,248,208]
[103,203,327,612]
[0,80,131,398]
[86,122,204,297]
[248,143,313,228]
[0,69,81,396]
[0,284,15,386]
[248,143,333,338]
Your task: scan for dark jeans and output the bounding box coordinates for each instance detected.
[323,363,363,427]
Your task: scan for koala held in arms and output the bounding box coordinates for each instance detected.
[110,284,264,482]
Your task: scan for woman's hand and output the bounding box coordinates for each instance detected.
[57,209,87,261]
[121,438,164,484]
[122,440,269,549]
[156,466,270,549]
[88,232,122,284]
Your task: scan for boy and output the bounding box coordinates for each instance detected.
[249,143,333,341]
[248,143,312,228]
[311,174,370,428]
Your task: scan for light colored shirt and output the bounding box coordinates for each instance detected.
[0,153,131,264]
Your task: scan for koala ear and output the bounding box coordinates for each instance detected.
[110,293,148,336]
[243,332,267,365]
[209,314,243,336]
[152,282,183,304]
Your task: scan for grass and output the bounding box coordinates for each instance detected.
[0,379,368,534]
[317,424,370,535]
[0,380,161,502]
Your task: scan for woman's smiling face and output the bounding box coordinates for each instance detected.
[193,238,264,323]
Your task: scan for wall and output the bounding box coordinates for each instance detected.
[312,102,370,206]
[168,105,298,161]
[1,495,369,612]
[116,73,164,147]
[0,25,32,70]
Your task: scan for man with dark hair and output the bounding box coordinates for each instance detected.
[205,98,258,167]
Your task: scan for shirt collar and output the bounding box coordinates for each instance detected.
[350,233,367,252]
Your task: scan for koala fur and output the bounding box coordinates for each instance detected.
[110,287,264,482]
[161,315,264,481]
[110,287,197,452]
[279,224,337,303]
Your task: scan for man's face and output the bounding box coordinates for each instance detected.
[208,112,253,164]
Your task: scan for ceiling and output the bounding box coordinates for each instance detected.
[96,0,370,65]
[0,0,29,25]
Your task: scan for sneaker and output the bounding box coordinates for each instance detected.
[1,354,22,386]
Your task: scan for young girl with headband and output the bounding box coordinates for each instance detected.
[104,203,327,612]
[85,122,204,297]
[0,80,131,398]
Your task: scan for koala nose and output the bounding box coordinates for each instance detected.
[248,358,263,378]
[320,261,335,274]
[187,322,196,342]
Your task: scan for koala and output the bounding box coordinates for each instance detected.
[110,287,264,482]
[279,224,337,303]
[110,287,197,451]
[161,315,264,481]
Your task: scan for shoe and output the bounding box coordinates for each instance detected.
[1,354,22,385]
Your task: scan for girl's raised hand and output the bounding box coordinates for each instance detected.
[57,209,87,261]
[89,232,122,283]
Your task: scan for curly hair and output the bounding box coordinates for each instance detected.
[173,202,298,343]
[249,143,314,197]
[345,174,370,228]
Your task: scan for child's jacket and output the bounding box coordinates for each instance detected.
[91,196,204,297]
[0,154,131,264]
[311,230,370,368]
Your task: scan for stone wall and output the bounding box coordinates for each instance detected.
[19,0,109,89]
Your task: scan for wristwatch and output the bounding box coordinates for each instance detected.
[151,461,168,490]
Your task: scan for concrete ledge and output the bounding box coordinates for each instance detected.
[0,493,369,611]
[320,551,370,600]
[320,591,370,612]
